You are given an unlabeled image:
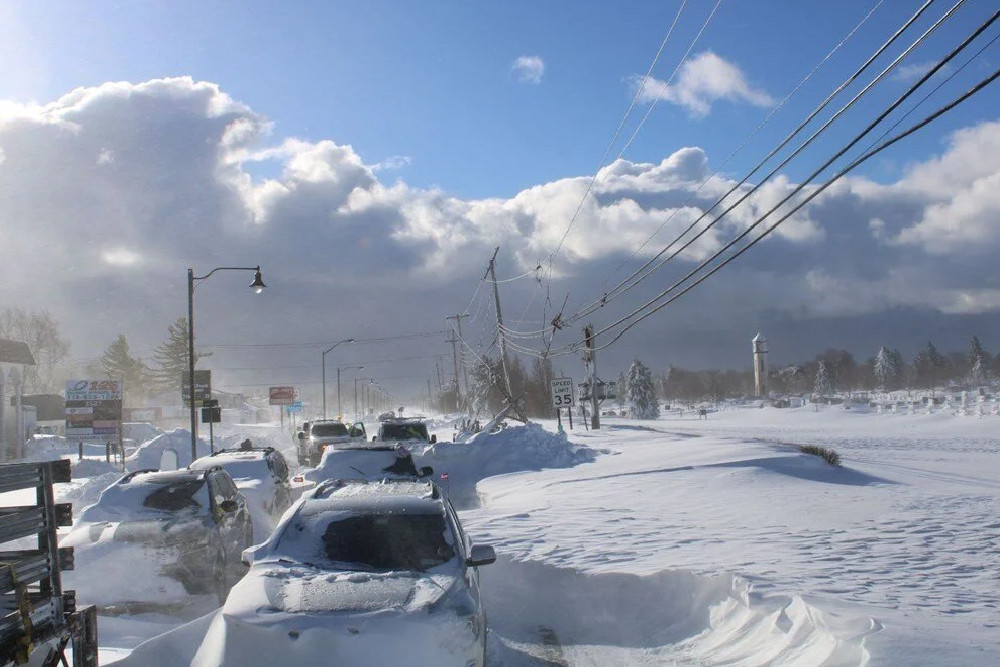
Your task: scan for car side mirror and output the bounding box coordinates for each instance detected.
[241,546,257,567]
[219,499,238,513]
[419,466,434,478]
[371,435,377,442]
[430,434,437,444]
[466,544,496,567]
[296,432,305,440]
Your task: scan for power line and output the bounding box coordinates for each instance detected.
[565,0,956,325]
[584,65,1000,354]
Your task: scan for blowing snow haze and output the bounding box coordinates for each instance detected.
[0,1,998,399]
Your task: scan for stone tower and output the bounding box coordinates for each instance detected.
[752,332,768,397]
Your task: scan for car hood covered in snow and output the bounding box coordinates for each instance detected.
[198,561,481,666]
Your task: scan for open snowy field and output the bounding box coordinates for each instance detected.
[13,406,999,665]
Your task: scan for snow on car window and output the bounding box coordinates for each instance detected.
[311,423,349,437]
[142,479,208,511]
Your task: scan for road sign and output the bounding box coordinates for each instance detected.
[181,370,212,406]
[269,386,295,405]
[201,406,222,423]
[551,377,575,408]
[285,400,303,413]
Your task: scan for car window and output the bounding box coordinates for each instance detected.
[311,422,349,437]
[141,479,207,511]
[320,513,455,572]
[269,453,289,482]
[379,423,428,441]
[210,472,238,503]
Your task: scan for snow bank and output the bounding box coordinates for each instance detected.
[124,429,211,471]
[418,423,598,507]
[482,556,875,666]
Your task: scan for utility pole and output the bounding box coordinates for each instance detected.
[446,313,470,396]
[445,329,461,411]
[584,324,600,430]
[486,247,514,397]
[435,357,444,391]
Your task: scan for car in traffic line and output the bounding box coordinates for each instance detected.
[62,467,254,609]
[190,445,293,536]
[219,479,496,666]
[296,419,367,466]
[373,416,437,446]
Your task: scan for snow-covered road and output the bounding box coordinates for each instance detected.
[20,405,998,665]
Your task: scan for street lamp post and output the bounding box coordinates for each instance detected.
[354,377,371,421]
[321,339,354,419]
[337,365,363,421]
[187,265,265,462]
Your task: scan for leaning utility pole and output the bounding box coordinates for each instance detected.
[486,247,514,397]
[584,324,600,430]
[446,313,470,395]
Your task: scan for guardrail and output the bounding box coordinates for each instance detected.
[0,459,97,666]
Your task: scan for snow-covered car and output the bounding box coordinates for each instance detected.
[220,479,496,666]
[295,419,367,466]
[294,443,434,497]
[189,446,293,536]
[373,417,437,445]
[62,467,254,608]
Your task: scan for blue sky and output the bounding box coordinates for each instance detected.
[5,0,996,198]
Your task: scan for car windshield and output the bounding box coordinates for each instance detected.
[380,423,428,441]
[311,423,349,437]
[277,511,456,572]
[142,479,208,511]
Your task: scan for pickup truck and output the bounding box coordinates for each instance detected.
[295,419,367,467]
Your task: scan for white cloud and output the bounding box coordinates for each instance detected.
[0,77,997,386]
[512,56,545,84]
[893,61,953,84]
[371,155,412,172]
[634,51,773,117]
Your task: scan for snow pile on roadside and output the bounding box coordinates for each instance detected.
[124,429,211,471]
[21,434,108,462]
[418,423,597,506]
[123,422,163,447]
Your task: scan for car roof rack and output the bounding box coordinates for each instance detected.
[210,445,275,456]
[312,477,440,500]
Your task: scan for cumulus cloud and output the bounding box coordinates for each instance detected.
[371,155,412,172]
[512,56,545,84]
[0,77,997,388]
[634,51,774,116]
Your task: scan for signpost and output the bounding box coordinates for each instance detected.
[270,386,295,428]
[65,379,123,463]
[550,377,575,430]
[201,398,221,453]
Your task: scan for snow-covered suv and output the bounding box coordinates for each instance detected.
[373,417,437,445]
[295,419,366,466]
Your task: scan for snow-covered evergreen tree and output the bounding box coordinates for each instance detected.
[873,345,901,390]
[969,336,987,383]
[100,334,149,406]
[626,359,660,419]
[814,360,833,396]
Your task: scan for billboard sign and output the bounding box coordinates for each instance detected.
[64,379,123,445]
[269,386,295,405]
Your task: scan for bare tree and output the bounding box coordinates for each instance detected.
[0,307,71,393]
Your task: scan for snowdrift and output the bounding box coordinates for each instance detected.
[418,423,598,506]
[124,429,211,471]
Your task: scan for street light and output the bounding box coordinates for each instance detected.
[321,339,354,419]
[338,366,363,420]
[187,265,265,461]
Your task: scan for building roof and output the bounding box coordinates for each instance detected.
[0,339,35,365]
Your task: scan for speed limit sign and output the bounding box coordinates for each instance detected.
[550,377,575,408]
